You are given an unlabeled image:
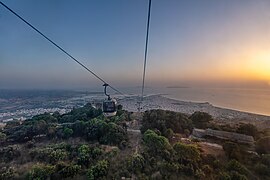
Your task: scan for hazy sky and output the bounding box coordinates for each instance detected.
[1,0,270,90]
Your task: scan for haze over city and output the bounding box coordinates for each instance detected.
[1,0,270,89]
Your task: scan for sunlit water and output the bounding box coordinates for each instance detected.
[160,87,270,116]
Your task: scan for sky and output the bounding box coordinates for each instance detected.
[1,0,270,90]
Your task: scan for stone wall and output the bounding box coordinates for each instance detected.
[192,128,254,144]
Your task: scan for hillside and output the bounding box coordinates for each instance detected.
[0,103,269,179]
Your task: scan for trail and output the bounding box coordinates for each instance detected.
[126,112,143,154]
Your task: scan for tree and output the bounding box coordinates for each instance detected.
[164,128,174,140]
[59,164,81,178]
[5,120,20,129]
[173,142,200,164]
[0,132,6,143]
[87,160,109,180]
[236,123,259,139]
[27,164,55,180]
[254,163,270,176]
[100,122,127,145]
[141,110,193,135]
[226,160,248,175]
[0,145,21,162]
[59,103,102,123]
[128,153,145,174]
[229,171,247,180]
[189,111,213,129]
[143,129,172,158]
[223,142,242,160]
[47,124,57,139]
[261,154,270,167]
[31,113,58,124]
[77,144,90,166]
[63,127,73,139]
[256,136,270,154]
[72,120,86,136]
[91,147,103,159]
[0,167,14,180]
[33,120,47,135]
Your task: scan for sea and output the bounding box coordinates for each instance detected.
[0,87,270,121]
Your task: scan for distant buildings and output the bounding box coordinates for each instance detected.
[0,108,72,122]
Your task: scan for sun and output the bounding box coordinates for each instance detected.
[247,51,270,80]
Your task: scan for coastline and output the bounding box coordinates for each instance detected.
[119,94,270,129]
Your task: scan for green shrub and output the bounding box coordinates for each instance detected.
[0,132,6,142]
[223,142,242,160]
[141,110,193,135]
[59,164,81,178]
[87,160,109,180]
[173,142,200,164]
[261,154,270,166]
[254,163,270,176]
[217,172,230,180]
[236,123,259,139]
[63,127,73,139]
[256,136,270,154]
[77,144,90,166]
[0,167,14,179]
[229,171,247,180]
[226,160,248,175]
[27,164,55,180]
[189,111,213,129]
[143,129,172,158]
[128,153,145,174]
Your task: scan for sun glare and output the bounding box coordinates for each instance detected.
[247,51,270,80]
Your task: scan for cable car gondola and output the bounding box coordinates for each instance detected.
[102,83,117,117]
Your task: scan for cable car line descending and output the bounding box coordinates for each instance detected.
[0,1,124,96]
[139,0,152,110]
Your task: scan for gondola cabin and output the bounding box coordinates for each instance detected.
[103,98,117,117]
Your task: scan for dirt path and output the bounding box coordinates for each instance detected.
[126,112,143,154]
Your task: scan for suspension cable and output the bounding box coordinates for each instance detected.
[0,1,125,96]
[141,0,152,102]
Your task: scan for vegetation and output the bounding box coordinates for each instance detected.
[141,109,193,136]
[189,111,213,128]
[0,106,269,179]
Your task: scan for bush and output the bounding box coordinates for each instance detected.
[236,123,259,139]
[27,164,55,180]
[254,163,270,176]
[87,160,109,180]
[59,164,81,178]
[229,171,247,180]
[189,111,213,129]
[256,136,270,154]
[59,103,102,123]
[141,109,193,135]
[63,127,73,139]
[143,129,172,158]
[128,153,145,174]
[77,144,90,166]
[91,147,103,159]
[0,145,21,162]
[223,142,242,160]
[261,154,270,166]
[217,172,230,180]
[159,162,179,178]
[173,143,200,164]
[0,132,6,142]
[226,160,248,175]
[0,167,14,179]
[30,146,68,163]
